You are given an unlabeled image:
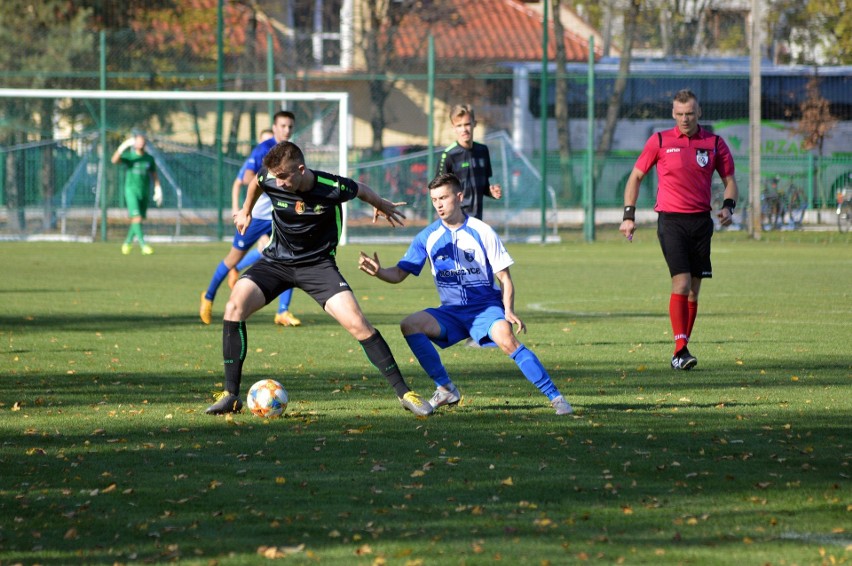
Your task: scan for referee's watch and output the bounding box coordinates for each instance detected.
[722,198,736,215]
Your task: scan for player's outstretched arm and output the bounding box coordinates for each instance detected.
[358,252,409,284]
[356,182,406,227]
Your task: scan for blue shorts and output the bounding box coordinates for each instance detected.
[425,303,506,349]
[232,219,272,251]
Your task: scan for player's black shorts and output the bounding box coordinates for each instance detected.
[656,212,714,278]
[242,257,352,308]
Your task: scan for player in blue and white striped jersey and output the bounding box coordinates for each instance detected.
[358,173,572,416]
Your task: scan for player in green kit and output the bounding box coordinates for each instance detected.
[111,133,162,255]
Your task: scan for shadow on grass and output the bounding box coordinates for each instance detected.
[2,367,848,564]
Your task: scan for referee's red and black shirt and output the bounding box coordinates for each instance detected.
[634,125,736,214]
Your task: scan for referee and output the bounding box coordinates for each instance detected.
[619,89,739,370]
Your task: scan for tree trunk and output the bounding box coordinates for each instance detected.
[691,2,708,55]
[601,0,614,57]
[659,4,671,57]
[369,79,390,153]
[594,0,640,186]
[6,145,25,233]
[40,98,56,232]
[551,0,576,203]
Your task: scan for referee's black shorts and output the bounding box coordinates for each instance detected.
[656,212,714,278]
[243,257,352,308]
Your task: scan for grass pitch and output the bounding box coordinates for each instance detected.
[1,230,850,565]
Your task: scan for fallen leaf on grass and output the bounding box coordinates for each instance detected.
[257,544,305,558]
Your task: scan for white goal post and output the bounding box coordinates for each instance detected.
[0,89,353,243]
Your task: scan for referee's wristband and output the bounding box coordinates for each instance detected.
[722,198,736,213]
[622,206,636,221]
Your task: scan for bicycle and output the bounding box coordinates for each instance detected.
[837,187,852,233]
[761,177,786,231]
[761,177,807,231]
[786,183,807,229]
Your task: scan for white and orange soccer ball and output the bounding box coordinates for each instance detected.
[246,379,289,418]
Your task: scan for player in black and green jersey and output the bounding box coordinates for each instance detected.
[437,104,502,220]
[205,141,433,417]
[111,133,162,255]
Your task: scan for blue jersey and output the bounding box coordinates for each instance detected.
[244,137,278,177]
[238,141,276,220]
[397,216,513,306]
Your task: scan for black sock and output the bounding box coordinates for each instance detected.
[223,320,247,395]
[359,330,410,397]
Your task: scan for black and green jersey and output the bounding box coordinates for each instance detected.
[256,168,359,265]
[437,141,494,220]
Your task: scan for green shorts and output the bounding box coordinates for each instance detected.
[125,187,148,219]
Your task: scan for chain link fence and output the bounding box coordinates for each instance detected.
[2,21,851,240]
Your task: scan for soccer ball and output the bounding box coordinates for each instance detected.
[246,379,289,418]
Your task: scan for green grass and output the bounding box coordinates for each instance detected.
[1,231,850,565]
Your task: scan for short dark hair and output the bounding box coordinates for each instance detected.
[263,141,305,169]
[428,173,462,192]
[273,110,296,123]
[673,89,698,105]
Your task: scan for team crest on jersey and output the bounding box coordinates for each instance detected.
[463,249,475,262]
[696,149,710,167]
[295,201,305,214]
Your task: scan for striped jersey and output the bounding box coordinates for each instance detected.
[397,216,513,306]
[255,168,359,264]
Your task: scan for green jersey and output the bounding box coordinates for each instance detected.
[120,150,156,197]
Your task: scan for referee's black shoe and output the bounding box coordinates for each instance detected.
[671,348,698,371]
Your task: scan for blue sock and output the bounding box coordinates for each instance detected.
[236,248,262,271]
[510,344,560,400]
[277,288,294,314]
[205,261,230,301]
[404,333,451,387]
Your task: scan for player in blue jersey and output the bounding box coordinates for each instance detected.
[437,104,502,220]
[204,141,432,417]
[199,111,301,326]
[358,173,572,416]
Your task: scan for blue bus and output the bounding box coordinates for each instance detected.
[525,57,852,121]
